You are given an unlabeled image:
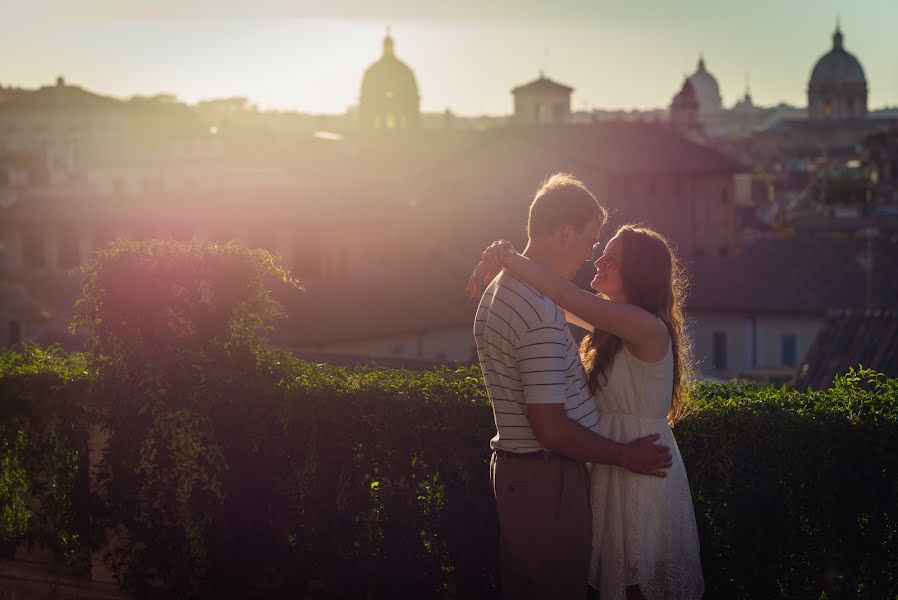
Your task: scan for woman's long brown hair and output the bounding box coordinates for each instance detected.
[579,225,694,425]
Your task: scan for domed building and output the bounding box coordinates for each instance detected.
[688,56,723,117]
[807,24,867,120]
[669,78,702,135]
[359,31,420,129]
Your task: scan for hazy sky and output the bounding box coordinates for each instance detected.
[2,0,896,115]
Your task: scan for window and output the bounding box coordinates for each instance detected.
[781,334,798,367]
[23,226,46,269]
[8,321,22,346]
[56,225,80,269]
[711,331,728,370]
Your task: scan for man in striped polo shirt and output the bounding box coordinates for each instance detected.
[473,174,672,599]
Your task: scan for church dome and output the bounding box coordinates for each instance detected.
[671,78,698,110]
[807,25,868,119]
[669,78,702,134]
[359,32,420,129]
[687,57,723,114]
[808,27,867,90]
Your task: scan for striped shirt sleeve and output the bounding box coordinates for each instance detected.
[516,321,569,404]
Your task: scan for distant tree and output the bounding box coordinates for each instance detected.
[818,171,869,206]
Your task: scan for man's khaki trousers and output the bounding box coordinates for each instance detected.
[491,451,592,600]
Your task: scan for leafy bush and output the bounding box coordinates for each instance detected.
[70,239,303,596]
[680,371,898,599]
[1,240,896,598]
[0,344,91,564]
[72,238,299,359]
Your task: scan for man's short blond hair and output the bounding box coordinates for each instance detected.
[527,173,607,239]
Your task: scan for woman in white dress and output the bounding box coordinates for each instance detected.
[473,225,704,600]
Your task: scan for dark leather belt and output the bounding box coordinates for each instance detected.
[493,448,577,462]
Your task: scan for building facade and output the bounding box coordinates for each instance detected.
[511,74,573,125]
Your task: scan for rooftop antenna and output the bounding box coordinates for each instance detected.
[541,48,550,77]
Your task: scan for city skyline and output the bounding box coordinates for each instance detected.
[2,0,897,115]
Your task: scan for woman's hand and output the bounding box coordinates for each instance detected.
[466,240,516,299]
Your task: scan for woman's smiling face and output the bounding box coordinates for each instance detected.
[591,234,625,299]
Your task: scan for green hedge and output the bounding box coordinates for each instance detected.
[680,373,898,599]
[0,345,91,564]
[1,240,896,598]
[0,344,498,598]
[3,349,897,598]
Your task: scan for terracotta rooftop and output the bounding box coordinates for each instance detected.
[686,236,898,314]
[512,75,574,95]
[795,309,898,390]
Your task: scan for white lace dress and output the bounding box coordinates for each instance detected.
[588,340,704,600]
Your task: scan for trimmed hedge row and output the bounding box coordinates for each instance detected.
[1,344,498,598]
[2,241,896,598]
[680,373,898,599]
[2,346,896,599]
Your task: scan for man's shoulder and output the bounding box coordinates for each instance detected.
[494,272,541,300]
[490,273,563,325]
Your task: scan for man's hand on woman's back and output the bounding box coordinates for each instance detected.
[620,433,672,478]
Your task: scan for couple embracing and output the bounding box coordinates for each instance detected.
[468,174,704,600]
